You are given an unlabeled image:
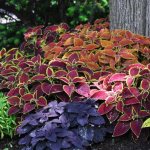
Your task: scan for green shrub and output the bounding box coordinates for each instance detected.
[0,92,16,139]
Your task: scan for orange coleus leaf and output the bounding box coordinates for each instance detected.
[119,38,133,47]
[101,49,116,57]
[85,44,98,50]
[100,40,113,47]
[120,52,136,59]
[86,62,99,70]
[64,37,73,46]
[74,38,84,46]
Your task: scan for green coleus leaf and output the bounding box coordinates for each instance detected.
[142,118,150,128]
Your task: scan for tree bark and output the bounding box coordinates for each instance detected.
[109,0,150,36]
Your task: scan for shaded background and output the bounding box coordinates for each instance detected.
[0,0,109,50]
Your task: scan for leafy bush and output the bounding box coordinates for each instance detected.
[17,99,112,150]
[0,92,16,139]
[93,63,150,138]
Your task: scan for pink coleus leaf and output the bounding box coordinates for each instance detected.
[63,85,74,97]
[72,77,85,83]
[113,82,123,93]
[105,96,115,105]
[98,103,114,115]
[7,96,20,105]
[129,67,140,76]
[130,119,143,138]
[113,122,130,137]
[122,88,133,98]
[57,77,69,84]
[37,96,47,106]
[76,83,90,98]
[31,74,45,81]
[23,103,35,114]
[91,90,108,100]
[129,87,140,97]
[126,76,134,87]
[19,73,29,84]
[8,106,20,115]
[22,93,33,101]
[109,73,126,83]
[141,79,150,91]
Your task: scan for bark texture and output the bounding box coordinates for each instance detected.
[109,0,150,36]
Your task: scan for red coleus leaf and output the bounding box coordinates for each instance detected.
[41,82,52,95]
[56,92,70,102]
[57,77,69,84]
[122,88,133,98]
[63,85,74,97]
[109,73,126,83]
[119,114,132,121]
[116,101,124,112]
[106,108,119,123]
[31,74,45,81]
[37,96,47,106]
[138,110,150,118]
[7,88,19,97]
[39,64,47,74]
[113,122,130,137]
[46,67,53,77]
[8,106,20,115]
[124,97,140,105]
[67,70,78,80]
[91,90,108,100]
[50,60,66,69]
[130,119,143,138]
[76,83,90,98]
[72,77,85,83]
[98,103,114,115]
[19,73,29,84]
[19,88,26,96]
[22,93,33,101]
[68,53,79,63]
[50,84,63,93]
[23,103,35,114]
[141,79,150,91]
[8,96,20,105]
[55,70,67,77]
[129,67,140,76]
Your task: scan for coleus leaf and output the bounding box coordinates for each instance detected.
[22,93,34,102]
[109,73,126,82]
[8,96,20,105]
[141,79,150,91]
[129,67,140,76]
[31,74,45,81]
[41,82,52,95]
[46,67,53,77]
[130,119,143,138]
[98,103,114,115]
[67,70,78,80]
[37,96,47,106]
[63,85,74,97]
[76,83,90,98]
[19,73,29,84]
[113,122,130,137]
[23,103,35,114]
[124,97,140,105]
[8,106,20,115]
[91,91,108,100]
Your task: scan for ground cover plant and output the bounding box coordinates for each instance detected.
[0,18,150,150]
[0,92,16,139]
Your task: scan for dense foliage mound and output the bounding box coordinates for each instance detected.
[0,18,150,147]
[17,100,111,150]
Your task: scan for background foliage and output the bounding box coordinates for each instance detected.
[0,0,109,50]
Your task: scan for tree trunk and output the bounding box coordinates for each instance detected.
[109,0,150,36]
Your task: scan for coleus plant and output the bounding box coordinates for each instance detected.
[21,19,149,72]
[17,99,112,150]
[91,63,150,138]
[0,48,93,115]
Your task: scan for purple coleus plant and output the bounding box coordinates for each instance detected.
[17,99,112,150]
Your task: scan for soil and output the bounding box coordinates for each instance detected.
[0,130,150,150]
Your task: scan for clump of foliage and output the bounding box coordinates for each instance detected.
[17,100,111,150]
[0,92,16,139]
[93,63,150,138]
